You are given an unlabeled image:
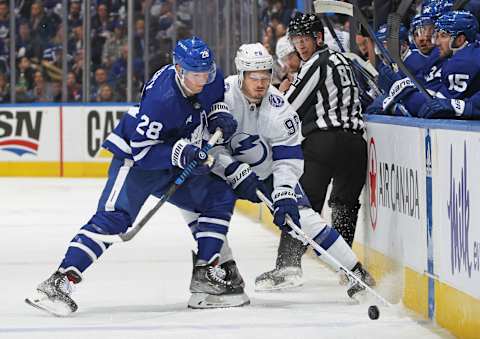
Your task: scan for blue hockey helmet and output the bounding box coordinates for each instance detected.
[173,36,216,84]
[411,14,435,33]
[375,24,409,43]
[422,0,454,21]
[435,10,479,42]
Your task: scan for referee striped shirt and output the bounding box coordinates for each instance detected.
[285,46,364,136]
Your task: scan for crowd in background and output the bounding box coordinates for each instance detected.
[1,0,480,109]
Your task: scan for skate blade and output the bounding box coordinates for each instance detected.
[188,292,250,309]
[255,278,303,292]
[25,293,73,317]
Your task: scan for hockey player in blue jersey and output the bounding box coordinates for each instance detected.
[381,11,480,118]
[209,43,375,297]
[375,24,429,92]
[25,36,244,316]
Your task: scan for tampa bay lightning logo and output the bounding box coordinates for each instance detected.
[229,133,268,167]
[268,94,284,107]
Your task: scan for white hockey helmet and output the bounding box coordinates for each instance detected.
[275,36,295,66]
[235,43,273,86]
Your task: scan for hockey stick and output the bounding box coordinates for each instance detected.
[346,0,432,100]
[83,129,223,244]
[256,190,392,307]
[320,13,382,97]
[386,0,414,61]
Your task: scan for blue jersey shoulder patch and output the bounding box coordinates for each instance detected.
[268,94,284,107]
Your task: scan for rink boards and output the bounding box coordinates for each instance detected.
[1,104,479,338]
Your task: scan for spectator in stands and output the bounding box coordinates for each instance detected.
[68,21,83,57]
[0,72,10,103]
[0,1,9,44]
[32,70,54,102]
[66,71,81,102]
[92,3,113,66]
[96,83,114,102]
[134,18,145,56]
[90,67,109,101]
[29,1,60,45]
[102,19,126,69]
[71,49,83,83]
[16,56,35,102]
[68,0,82,28]
[261,0,294,28]
[51,80,62,102]
[16,20,40,61]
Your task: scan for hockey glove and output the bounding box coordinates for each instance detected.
[364,95,387,115]
[377,63,402,93]
[272,186,300,230]
[224,161,263,203]
[208,102,238,141]
[418,98,473,119]
[381,78,416,110]
[171,139,214,175]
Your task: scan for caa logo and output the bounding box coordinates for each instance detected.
[87,110,125,158]
[229,133,268,167]
[268,94,284,108]
[368,137,378,230]
[0,110,42,156]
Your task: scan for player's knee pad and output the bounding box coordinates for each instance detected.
[299,207,329,239]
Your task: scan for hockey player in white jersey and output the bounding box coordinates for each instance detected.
[211,43,375,297]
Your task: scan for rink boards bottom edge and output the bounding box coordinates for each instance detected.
[236,200,480,339]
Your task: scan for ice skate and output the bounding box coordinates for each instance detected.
[220,260,245,288]
[188,259,250,309]
[255,266,303,291]
[346,263,376,299]
[25,270,79,316]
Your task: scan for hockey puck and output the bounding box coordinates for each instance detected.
[368,305,380,320]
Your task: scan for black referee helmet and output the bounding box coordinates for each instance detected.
[287,12,324,38]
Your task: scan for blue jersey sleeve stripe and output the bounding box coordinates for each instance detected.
[133,146,152,162]
[105,133,132,154]
[130,139,162,148]
[272,145,303,161]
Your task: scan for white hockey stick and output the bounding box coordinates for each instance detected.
[256,190,392,307]
[314,0,353,16]
[82,129,223,244]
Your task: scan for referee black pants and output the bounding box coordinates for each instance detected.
[300,129,367,246]
[301,129,367,211]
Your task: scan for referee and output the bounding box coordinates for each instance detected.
[255,13,369,290]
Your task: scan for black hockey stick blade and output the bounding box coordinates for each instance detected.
[386,13,401,65]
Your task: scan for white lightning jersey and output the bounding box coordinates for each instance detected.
[212,75,304,190]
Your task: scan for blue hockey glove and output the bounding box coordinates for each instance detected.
[418,98,473,119]
[171,139,214,175]
[208,102,238,141]
[224,161,263,203]
[364,95,387,115]
[377,63,401,93]
[272,186,300,230]
[382,78,416,110]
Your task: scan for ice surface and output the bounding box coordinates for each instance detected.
[0,178,452,339]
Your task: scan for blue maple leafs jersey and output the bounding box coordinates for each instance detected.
[404,48,430,80]
[402,42,480,113]
[102,65,225,170]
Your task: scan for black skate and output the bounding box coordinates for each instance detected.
[25,270,80,316]
[346,263,376,299]
[255,266,303,292]
[188,260,250,309]
[220,260,245,289]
